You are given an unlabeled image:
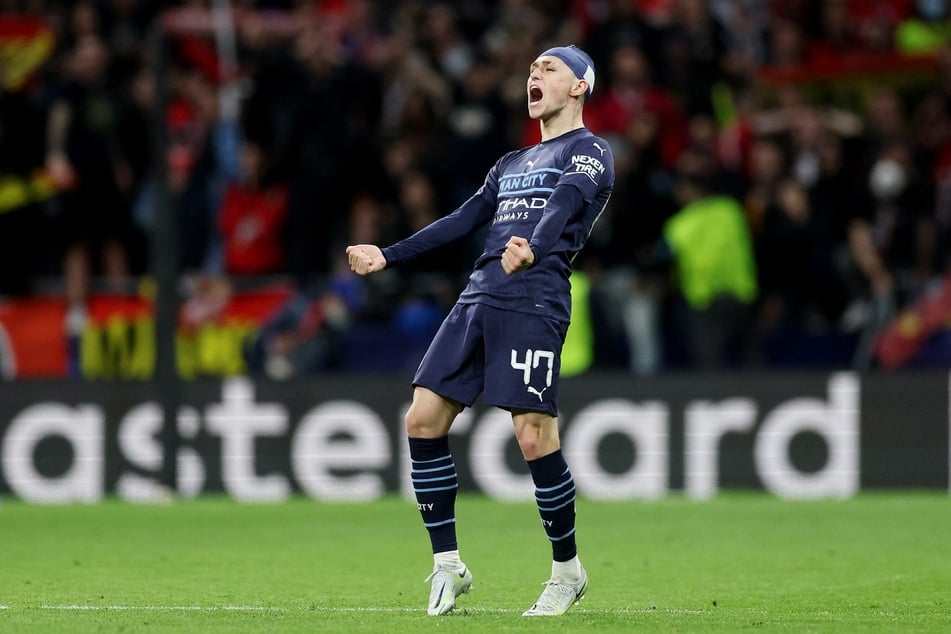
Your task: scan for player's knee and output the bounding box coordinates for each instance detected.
[404,389,460,437]
[403,406,427,437]
[516,436,544,461]
[513,422,544,459]
[513,413,560,460]
[404,403,444,438]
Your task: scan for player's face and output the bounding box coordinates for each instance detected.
[527,56,582,120]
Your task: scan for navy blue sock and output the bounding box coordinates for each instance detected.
[528,450,577,562]
[408,436,459,554]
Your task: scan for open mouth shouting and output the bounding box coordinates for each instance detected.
[529,84,543,106]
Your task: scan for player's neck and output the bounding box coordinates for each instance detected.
[539,108,585,142]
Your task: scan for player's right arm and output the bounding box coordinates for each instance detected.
[380,162,502,267]
[346,244,386,276]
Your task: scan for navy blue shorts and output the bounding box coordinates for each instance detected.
[413,303,568,416]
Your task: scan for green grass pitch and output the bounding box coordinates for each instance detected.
[1,493,950,632]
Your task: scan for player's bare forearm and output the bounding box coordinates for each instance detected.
[501,236,535,275]
[346,244,386,275]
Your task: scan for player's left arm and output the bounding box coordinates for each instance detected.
[504,138,614,274]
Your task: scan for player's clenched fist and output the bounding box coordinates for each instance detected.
[346,244,386,275]
[501,236,535,275]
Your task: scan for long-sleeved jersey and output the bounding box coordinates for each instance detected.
[381,127,614,324]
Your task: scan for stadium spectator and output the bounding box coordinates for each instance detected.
[865,86,911,151]
[766,17,808,68]
[581,0,657,76]
[592,109,675,374]
[744,138,811,332]
[801,123,870,331]
[0,39,52,296]
[756,176,816,339]
[661,151,758,369]
[280,23,351,283]
[46,33,132,339]
[420,2,474,83]
[242,277,354,380]
[218,140,289,275]
[805,0,878,64]
[711,0,772,69]
[584,43,687,167]
[173,69,241,273]
[660,0,729,116]
[896,0,951,54]
[444,52,511,206]
[116,64,156,273]
[860,89,937,304]
[914,42,951,272]
[850,140,936,368]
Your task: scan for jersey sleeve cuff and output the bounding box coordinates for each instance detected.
[528,245,540,267]
[380,246,397,267]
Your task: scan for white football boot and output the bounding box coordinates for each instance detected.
[522,564,587,616]
[425,564,473,616]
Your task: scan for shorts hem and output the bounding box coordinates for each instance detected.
[411,381,475,409]
[485,400,558,418]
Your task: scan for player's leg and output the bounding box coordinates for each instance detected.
[408,304,484,614]
[406,389,472,615]
[513,411,587,616]
[476,305,584,614]
[406,386,464,557]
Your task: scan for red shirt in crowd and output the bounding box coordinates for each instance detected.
[218,183,289,274]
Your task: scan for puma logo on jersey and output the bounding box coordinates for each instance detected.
[593,142,606,155]
[527,386,547,401]
[525,159,537,170]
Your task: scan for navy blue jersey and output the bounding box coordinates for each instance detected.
[382,127,614,323]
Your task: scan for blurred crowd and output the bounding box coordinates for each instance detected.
[1,0,950,377]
